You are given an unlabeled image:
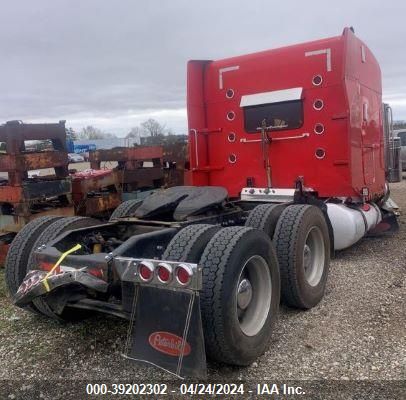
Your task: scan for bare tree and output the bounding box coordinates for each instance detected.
[79,126,117,139]
[126,126,143,140]
[141,119,167,137]
[126,119,170,145]
[66,127,78,140]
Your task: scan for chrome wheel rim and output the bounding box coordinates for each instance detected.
[303,226,325,286]
[236,255,272,336]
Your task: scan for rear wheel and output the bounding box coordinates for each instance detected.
[109,200,142,220]
[245,203,286,239]
[4,216,62,313]
[273,204,330,309]
[199,226,280,365]
[162,224,221,262]
[27,216,99,321]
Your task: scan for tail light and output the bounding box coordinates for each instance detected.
[113,257,200,289]
[87,267,104,279]
[138,261,154,282]
[157,263,172,283]
[38,261,57,273]
[176,264,193,286]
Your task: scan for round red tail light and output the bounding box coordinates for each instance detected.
[176,264,192,285]
[157,263,172,283]
[138,261,154,282]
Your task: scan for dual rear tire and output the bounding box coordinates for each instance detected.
[109,199,142,220]
[163,224,280,366]
[6,202,330,365]
[162,203,330,366]
[273,205,330,309]
[246,203,330,309]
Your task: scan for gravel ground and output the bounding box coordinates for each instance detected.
[0,181,405,398]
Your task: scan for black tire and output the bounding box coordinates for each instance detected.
[28,216,99,321]
[4,216,62,313]
[109,200,142,220]
[199,226,280,366]
[245,203,287,239]
[273,204,330,309]
[162,224,221,262]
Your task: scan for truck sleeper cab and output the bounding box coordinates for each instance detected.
[5,28,398,378]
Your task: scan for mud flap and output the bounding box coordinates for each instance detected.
[124,285,207,379]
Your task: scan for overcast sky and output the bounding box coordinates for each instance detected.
[1,0,405,136]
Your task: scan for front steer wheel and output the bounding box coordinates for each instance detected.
[199,226,280,366]
[273,204,330,309]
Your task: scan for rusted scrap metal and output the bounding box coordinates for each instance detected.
[116,168,164,186]
[89,146,163,169]
[88,146,165,191]
[0,120,73,234]
[0,152,68,184]
[76,193,121,217]
[0,207,75,234]
[72,169,120,197]
[0,120,69,185]
[71,169,121,216]
[0,178,71,205]
[0,120,67,154]
[162,141,187,187]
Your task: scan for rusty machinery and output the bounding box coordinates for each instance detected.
[89,146,165,192]
[0,123,186,264]
[0,120,74,262]
[162,140,187,187]
[71,169,122,217]
[0,121,74,229]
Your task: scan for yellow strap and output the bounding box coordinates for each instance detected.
[42,243,82,292]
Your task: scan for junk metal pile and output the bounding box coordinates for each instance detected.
[0,120,185,263]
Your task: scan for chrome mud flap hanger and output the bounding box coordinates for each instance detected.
[114,257,207,379]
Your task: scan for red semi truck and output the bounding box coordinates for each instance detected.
[6,28,398,377]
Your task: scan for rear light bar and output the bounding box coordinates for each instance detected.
[114,257,201,290]
[139,261,155,282]
[157,263,172,283]
[175,264,192,285]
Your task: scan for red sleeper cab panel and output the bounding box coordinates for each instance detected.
[186,28,385,200]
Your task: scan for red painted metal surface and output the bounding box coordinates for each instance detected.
[185,28,385,201]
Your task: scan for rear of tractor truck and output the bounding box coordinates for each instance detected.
[5,191,344,377]
[5,27,400,378]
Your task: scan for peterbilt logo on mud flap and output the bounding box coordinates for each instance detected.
[148,332,191,357]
